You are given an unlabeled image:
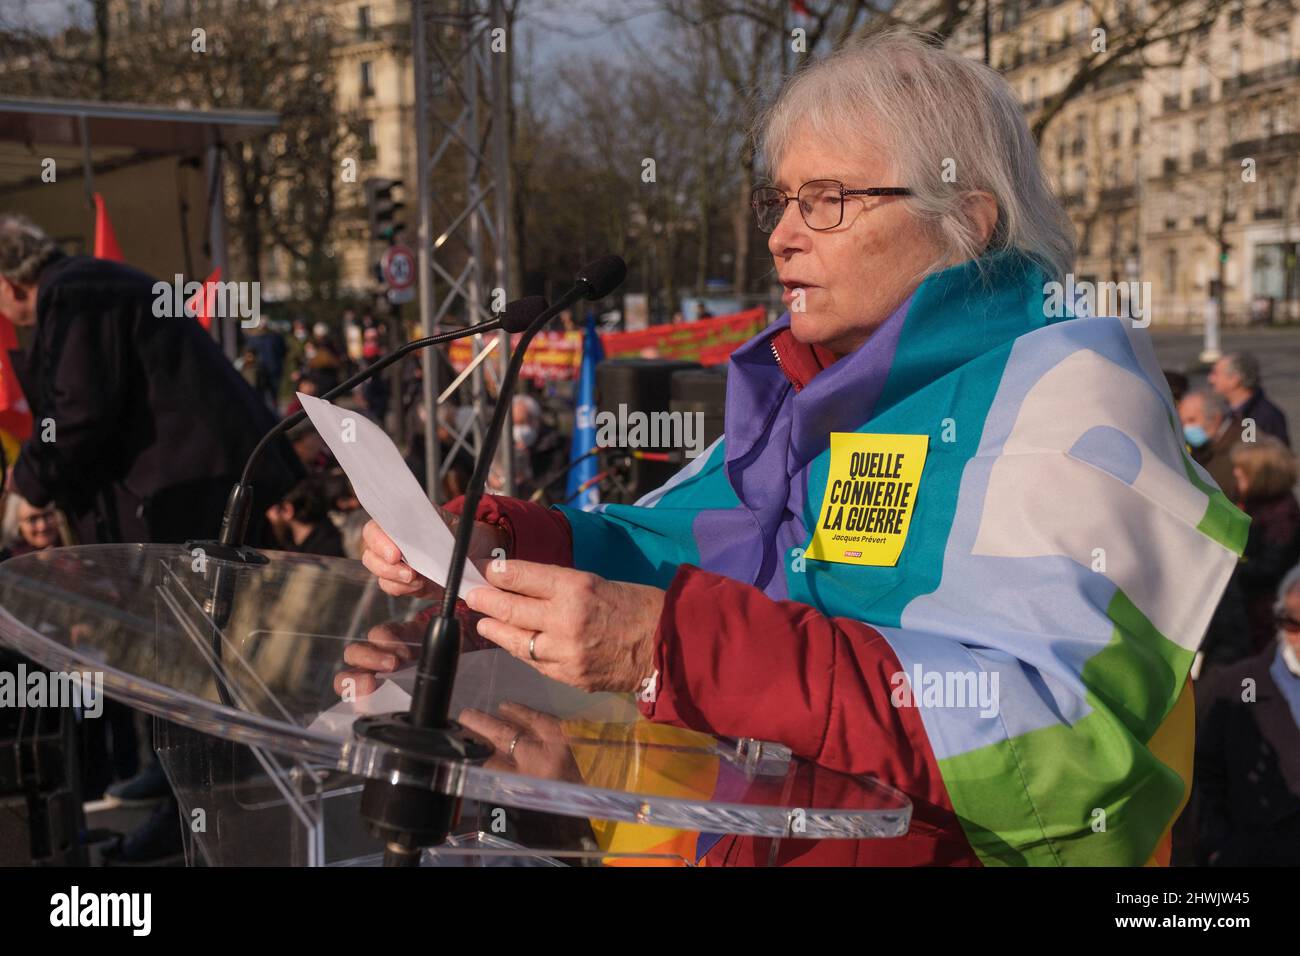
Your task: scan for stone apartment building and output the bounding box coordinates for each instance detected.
[945,0,1300,325]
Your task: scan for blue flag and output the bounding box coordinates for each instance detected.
[566,311,604,509]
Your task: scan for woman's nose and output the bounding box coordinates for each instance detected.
[768,201,811,257]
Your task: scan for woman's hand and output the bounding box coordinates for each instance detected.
[360,512,506,599]
[458,702,580,782]
[463,559,664,695]
[332,617,423,699]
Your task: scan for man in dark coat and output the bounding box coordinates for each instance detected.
[1210,351,1291,446]
[0,214,304,863]
[1188,567,1300,865]
[0,214,301,546]
[1179,388,1245,500]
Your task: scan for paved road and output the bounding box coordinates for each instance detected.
[1150,326,1300,435]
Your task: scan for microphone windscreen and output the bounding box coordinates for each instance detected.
[501,295,549,333]
[576,256,627,300]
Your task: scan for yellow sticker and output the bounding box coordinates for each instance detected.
[804,432,929,567]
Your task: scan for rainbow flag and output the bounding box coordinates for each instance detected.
[557,252,1247,865]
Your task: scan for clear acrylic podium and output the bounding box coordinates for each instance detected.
[0,544,911,866]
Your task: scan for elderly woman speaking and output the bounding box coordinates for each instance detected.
[345,30,1245,866]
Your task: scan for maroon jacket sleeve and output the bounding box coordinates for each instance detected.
[414,496,573,628]
[443,494,574,566]
[639,563,946,792]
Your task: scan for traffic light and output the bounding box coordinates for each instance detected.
[364,177,404,241]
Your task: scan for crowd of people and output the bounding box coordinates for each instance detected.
[1170,352,1300,864]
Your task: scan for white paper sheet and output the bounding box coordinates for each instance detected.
[296,392,488,591]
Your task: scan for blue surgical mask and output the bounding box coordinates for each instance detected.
[1183,423,1210,448]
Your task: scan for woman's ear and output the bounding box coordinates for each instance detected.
[962,191,1000,251]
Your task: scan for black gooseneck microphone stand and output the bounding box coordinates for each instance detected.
[356,255,628,867]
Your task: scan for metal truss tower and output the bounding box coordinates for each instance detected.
[411,0,514,502]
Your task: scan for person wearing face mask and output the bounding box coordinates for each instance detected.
[1179,388,1246,500]
[1188,566,1300,865]
[487,394,542,497]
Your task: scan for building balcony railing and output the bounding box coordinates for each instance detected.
[1190,85,1211,106]
[1222,59,1300,95]
[1061,192,1086,208]
[1255,207,1283,220]
[1099,185,1137,206]
[1225,131,1300,160]
[1093,62,1143,91]
[1162,93,1182,112]
[1192,214,1208,227]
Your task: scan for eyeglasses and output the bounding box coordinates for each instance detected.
[1274,611,1300,633]
[20,512,57,527]
[750,179,912,234]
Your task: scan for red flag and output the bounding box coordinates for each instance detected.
[186,268,222,331]
[0,313,33,440]
[93,192,124,262]
[790,0,812,16]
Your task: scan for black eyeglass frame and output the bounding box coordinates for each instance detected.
[750,180,913,233]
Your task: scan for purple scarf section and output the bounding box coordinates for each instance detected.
[690,296,912,599]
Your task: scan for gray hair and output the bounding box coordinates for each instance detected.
[758,28,1075,283]
[1188,387,1231,424]
[1278,564,1300,605]
[512,394,541,425]
[1220,352,1261,391]
[0,213,63,286]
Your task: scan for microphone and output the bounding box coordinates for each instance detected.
[414,255,626,723]
[356,256,626,866]
[189,295,549,563]
[185,296,547,711]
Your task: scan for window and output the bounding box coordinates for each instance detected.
[1230,43,1242,76]
[360,120,377,161]
[358,5,373,38]
[1164,248,1178,292]
[360,61,375,98]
